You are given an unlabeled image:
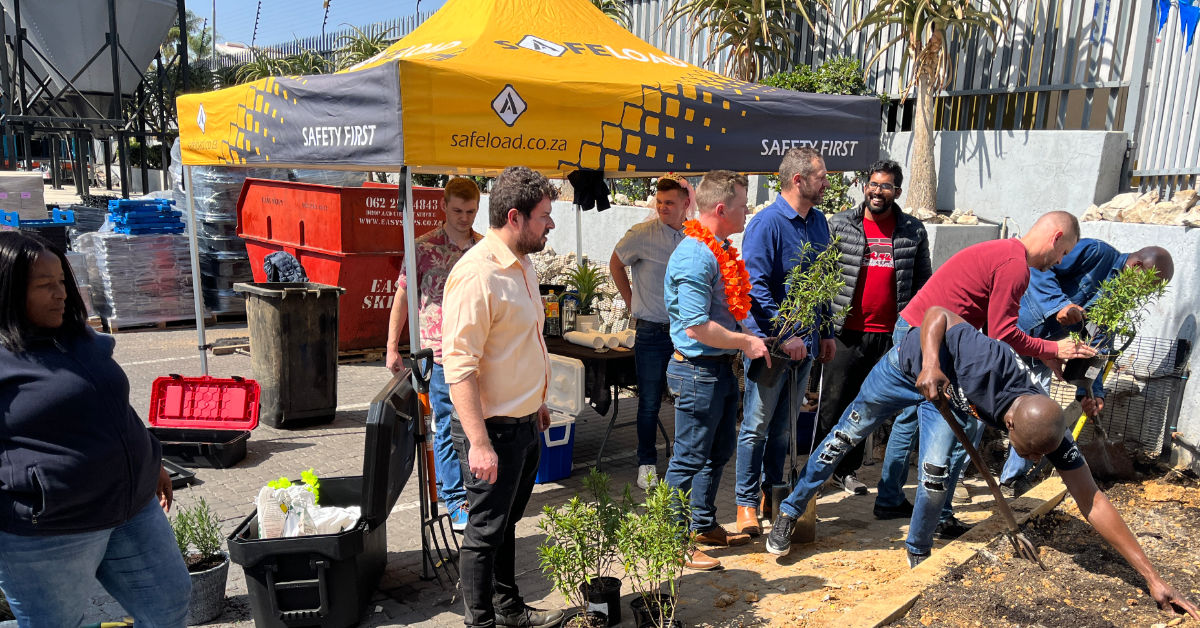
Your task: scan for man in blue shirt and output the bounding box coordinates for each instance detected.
[664,170,770,570]
[734,146,836,536]
[1001,240,1173,488]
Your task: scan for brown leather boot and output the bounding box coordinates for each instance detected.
[760,491,773,521]
[736,505,761,536]
[694,525,751,547]
[684,547,721,570]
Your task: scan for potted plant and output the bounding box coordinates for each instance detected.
[538,496,609,627]
[746,238,848,387]
[564,259,607,332]
[172,497,230,625]
[580,470,634,625]
[1063,266,1168,388]
[617,480,692,628]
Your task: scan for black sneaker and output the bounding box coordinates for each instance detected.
[934,515,973,540]
[906,550,930,568]
[495,605,565,627]
[764,514,796,556]
[838,473,869,496]
[873,498,914,520]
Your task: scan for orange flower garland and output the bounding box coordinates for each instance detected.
[682,220,752,321]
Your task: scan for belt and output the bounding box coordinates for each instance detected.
[635,319,670,332]
[672,350,734,364]
[487,413,538,425]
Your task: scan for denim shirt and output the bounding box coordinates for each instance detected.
[1018,238,1127,398]
[665,236,739,357]
[741,195,833,350]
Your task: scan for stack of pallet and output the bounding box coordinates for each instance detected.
[75,229,194,329]
[108,198,184,235]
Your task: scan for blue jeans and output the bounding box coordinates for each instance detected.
[735,354,812,507]
[875,318,978,522]
[633,321,674,466]
[431,363,466,510]
[778,344,981,555]
[1000,357,1055,484]
[876,318,919,508]
[0,497,191,627]
[664,356,739,532]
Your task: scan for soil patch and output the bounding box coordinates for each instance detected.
[894,470,1200,627]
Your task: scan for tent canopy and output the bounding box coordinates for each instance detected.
[177,0,881,176]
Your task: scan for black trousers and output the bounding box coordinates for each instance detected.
[816,329,894,478]
[451,413,541,627]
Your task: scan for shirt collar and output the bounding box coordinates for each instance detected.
[483,229,523,269]
[770,195,810,222]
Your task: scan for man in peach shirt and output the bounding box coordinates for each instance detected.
[441,166,561,628]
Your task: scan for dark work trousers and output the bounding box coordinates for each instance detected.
[451,412,541,627]
[815,329,894,478]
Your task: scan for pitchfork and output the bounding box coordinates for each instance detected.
[935,395,1047,570]
[405,349,461,587]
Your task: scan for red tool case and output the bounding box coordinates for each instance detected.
[147,374,260,468]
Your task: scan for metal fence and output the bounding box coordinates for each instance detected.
[628,0,1199,193]
[210,12,434,67]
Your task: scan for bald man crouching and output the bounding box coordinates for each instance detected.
[763,306,1200,619]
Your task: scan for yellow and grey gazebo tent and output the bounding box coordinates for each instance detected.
[175,0,881,364]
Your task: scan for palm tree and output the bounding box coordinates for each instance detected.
[590,0,633,30]
[664,0,830,82]
[849,0,1011,212]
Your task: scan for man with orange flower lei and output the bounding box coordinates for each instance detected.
[663,169,770,571]
[733,147,837,538]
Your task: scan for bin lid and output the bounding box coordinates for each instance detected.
[232,282,345,298]
[547,355,584,416]
[148,374,260,431]
[361,369,419,528]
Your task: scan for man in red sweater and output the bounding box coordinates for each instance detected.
[874,211,1098,541]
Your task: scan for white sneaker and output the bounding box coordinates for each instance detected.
[637,464,658,490]
[840,473,868,496]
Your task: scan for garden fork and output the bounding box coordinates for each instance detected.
[935,397,1047,570]
[406,350,461,587]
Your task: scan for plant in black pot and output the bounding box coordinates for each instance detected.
[580,469,634,625]
[1063,266,1168,388]
[563,259,609,332]
[617,480,692,628]
[172,497,230,625]
[538,493,610,627]
[746,238,848,387]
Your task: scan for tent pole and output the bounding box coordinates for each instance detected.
[401,167,420,352]
[184,165,209,375]
[575,204,582,266]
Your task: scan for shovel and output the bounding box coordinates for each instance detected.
[935,396,1047,569]
[768,362,820,543]
[406,349,461,586]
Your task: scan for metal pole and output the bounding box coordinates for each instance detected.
[185,165,209,375]
[137,83,149,193]
[1120,0,1156,190]
[49,136,61,189]
[103,139,113,190]
[14,0,27,119]
[402,166,420,352]
[72,132,85,198]
[79,131,91,197]
[107,0,130,198]
[575,205,582,266]
[176,0,189,89]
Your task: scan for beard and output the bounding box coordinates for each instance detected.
[866,197,892,214]
[515,226,548,255]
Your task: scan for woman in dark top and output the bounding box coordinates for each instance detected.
[0,232,191,627]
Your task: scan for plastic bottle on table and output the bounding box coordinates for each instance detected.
[544,290,561,336]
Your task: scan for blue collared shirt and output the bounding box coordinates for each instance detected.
[741,195,833,348]
[1018,238,1127,398]
[665,236,739,357]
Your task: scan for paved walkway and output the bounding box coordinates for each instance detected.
[79,324,998,627]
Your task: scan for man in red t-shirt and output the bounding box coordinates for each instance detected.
[875,210,1097,539]
[816,161,931,495]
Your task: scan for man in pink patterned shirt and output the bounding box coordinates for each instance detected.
[387,177,483,530]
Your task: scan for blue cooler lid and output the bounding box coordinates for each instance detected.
[361,370,419,528]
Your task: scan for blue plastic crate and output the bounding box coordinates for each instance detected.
[534,417,576,484]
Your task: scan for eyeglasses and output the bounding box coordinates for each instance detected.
[866,182,897,192]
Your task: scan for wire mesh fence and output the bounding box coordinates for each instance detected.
[1048,335,1191,456]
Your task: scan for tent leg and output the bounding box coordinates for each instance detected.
[575,204,582,265]
[401,167,420,353]
[185,165,209,375]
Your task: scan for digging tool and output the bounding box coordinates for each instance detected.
[768,362,820,543]
[407,349,461,586]
[935,396,1047,569]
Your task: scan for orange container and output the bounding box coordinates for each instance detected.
[237,179,444,255]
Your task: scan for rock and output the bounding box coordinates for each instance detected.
[1182,209,1200,228]
[910,207,937,221]
[955,214,980,225]
[1125,201,1185,225]
[713,593,736,608]
[1171,189,1198,212]
[1081,204,1104,221]
[1110,190,1159,222]
[1104,191,1142,210]
[743,591,759,603]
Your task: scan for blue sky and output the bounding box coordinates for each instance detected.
[194,0,445,47]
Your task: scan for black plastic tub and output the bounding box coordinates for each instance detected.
[149,427,250,468]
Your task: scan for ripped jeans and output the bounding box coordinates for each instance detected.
[778,341,981,555]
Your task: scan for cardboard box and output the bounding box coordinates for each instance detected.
[0,172,46,220]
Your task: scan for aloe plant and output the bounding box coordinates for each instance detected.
[564,260,607,315]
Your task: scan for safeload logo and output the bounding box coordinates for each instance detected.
[197,104,206,134]
[492,84,527,126]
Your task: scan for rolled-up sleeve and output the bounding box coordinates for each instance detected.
[441,269,489,384]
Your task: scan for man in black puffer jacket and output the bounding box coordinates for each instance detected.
[814,160,931,496]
